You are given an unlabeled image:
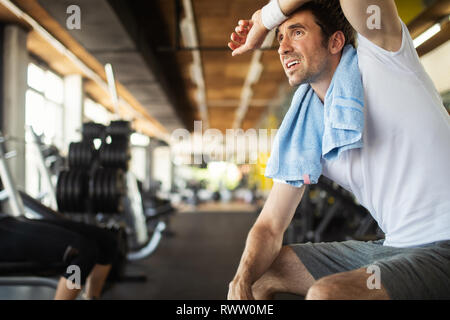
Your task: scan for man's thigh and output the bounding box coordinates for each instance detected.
[290,239,450,299]
[289,239,383,280]
[373,241,450,299]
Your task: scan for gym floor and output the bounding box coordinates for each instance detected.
[0,208,301,300]
[103,210,258,300]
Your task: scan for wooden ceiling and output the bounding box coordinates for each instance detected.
[157,0,289,133]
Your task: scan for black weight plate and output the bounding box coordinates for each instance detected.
[88,171,97,214]
[102,169,111,213]
[96,169,104,213]
[60,171,68,212]
[74,143,80,168]
[99,145,107,167]
[108,169,116,213]
[98,168,105,211]
[83,122,105,140]
[112,144,117,167]
[86,142,94,167]
[88,170,95,200]
[73,170,82,212]
[94,169,101,212]
[56,171,65,212]
[71,170,80,212]
[93,169,100,211]
[66,171,74,212]
[109,121,131,138]
[85,142,93,168]
[82,143,88,168]
[68,143,75,168]
[102,169,111,212]
[76,143,82,168]
[78,143,84,168]
[111,170,120,213]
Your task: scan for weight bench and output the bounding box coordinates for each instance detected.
[0,261,66,290]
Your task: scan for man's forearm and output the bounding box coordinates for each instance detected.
[232,223,283,285]
[278,0,311,16]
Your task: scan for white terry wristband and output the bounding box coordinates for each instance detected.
[261,0,288,30]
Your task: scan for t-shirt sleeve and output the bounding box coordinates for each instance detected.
[356,19,423,73]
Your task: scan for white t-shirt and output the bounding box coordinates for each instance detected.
[280,21,450,247]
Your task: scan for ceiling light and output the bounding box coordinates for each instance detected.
[131,133,150,146]
[413,23,441,48]
[180,17,196,47]
[247,62,263,85]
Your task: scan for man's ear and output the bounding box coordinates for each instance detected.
[329,31,346,54]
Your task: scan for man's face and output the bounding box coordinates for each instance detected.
[277,10,331,86]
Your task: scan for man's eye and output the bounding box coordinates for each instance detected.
[295,30,303,36]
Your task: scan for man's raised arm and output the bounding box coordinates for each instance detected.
[228,182,306,300]
[339,0,402,51]
[229,0,402,55]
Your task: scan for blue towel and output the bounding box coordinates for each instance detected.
[265,45,365,187]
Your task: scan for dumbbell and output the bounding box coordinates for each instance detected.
[56,170,88,213]
[68,142,96,169]
[107,120,132,140]
[89,168,126,213]
[99,142,130,170]
[82,122,106,140]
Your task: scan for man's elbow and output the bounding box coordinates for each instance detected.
[251,219,284,243]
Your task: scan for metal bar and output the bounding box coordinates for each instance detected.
[127,221,166,261]
[26,126,58,210]
[0,133,26,217]
[314,201,341,243]
[0,276,59,289]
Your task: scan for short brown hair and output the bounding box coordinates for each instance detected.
[294,0,356,48]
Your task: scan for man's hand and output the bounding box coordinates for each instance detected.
[227,10,269,56]
[227,279,255,300]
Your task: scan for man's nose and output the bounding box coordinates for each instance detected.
[278,37,292,56]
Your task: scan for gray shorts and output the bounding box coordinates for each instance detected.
[289,239,450,299]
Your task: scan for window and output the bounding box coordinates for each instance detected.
[130,133,150,183]
[25,63,65,200]
[84,98,112,125]
[25,63,64,148]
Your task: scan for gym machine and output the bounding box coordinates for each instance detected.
[0,132,61,290]
[283,176,383,245]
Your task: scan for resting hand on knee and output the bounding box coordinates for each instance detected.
[228,279,255,300]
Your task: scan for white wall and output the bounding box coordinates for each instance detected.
[152,146,172,192]
[420,40,450,94]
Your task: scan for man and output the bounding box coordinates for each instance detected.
[227,0,450,300]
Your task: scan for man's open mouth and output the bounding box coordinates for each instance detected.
[285,59,301,69]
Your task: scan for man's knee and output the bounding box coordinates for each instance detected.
[253,245,313,298]
[305,277,339,300]
[270,246,295,272]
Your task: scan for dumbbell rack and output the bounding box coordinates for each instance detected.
[56,121,130,217]
[55,121,166,261]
